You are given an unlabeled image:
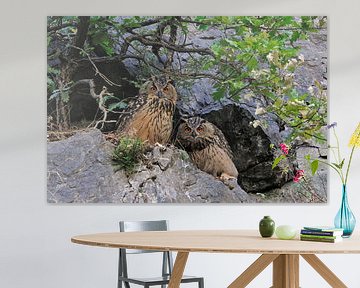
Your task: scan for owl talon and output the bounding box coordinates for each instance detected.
[218,173,238,190]
[220,173,237,182]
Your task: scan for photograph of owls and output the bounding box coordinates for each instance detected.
[47,16,327,204]
[116,76,177,145]
[176,117,238,181]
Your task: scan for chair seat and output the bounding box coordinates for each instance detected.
[119,274,203,286]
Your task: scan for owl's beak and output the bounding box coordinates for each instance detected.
[156,91,163,97]
[191,131,197,138]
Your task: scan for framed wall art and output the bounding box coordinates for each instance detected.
[47,16,328,203]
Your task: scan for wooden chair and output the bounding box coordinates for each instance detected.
[118,220,204,288]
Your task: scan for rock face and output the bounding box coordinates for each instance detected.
[47,129,250,203]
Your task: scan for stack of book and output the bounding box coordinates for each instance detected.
[300,226,344,243]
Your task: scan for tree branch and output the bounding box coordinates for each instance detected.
[68,16,90,60]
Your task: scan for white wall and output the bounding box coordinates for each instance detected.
[1,0,360,287]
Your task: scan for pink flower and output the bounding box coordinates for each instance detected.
[293,169,305,183]
[279,143,289,155]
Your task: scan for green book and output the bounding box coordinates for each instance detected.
[300,236,343,243]
[300,234,341,240]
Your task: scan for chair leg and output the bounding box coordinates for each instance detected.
[199,278,204,288]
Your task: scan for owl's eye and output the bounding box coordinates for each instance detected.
[163,86,169,92]
[150,86,157,92]
[184,127,192,133]
[196,126,204,133]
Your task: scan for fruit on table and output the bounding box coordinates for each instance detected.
[275,225,297,240]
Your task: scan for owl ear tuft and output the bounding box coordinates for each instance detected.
[179,117,188,124]
[166,76,175,86]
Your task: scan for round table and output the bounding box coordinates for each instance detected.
[72,230,360,288]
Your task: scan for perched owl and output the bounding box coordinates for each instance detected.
[116,76,178,145]
[176,117,238,181]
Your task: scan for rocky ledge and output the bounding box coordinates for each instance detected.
[47,129,251,203]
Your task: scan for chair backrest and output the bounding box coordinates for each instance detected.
[119,220,169,254]
[118,220,173,284]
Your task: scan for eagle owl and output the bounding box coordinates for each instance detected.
[116,76,178,145]
[176,117,238,181]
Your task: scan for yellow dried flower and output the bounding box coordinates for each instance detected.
[349,122,360,148]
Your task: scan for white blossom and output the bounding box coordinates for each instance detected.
[255,105,267,115]
[308,86,315,96]
[284,58,298,70]
[298,54,305,63]
[250,120,261,128]
[243,92,254,101]
[266,51,279,64]
[284,73,294,85]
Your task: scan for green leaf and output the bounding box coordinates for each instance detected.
[333,159,345,169]
[212,87,226,101]
[272,154,286,169]
[311,160,319,175]
[108,101,128,111]
[198,24,209,31]
[91,31,108,45]
[339,158,345,169]
[247,57,258,70]
[103,95,120,102]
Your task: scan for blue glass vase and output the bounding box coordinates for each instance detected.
[334,185,356,237]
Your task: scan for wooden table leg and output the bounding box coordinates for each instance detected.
[301,254,347,288]
[272,254,299,288]
[228,254,279,288]
[168,252,189,288]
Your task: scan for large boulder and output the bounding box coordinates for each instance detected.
[202,105,292,192]
[47,129,250,203]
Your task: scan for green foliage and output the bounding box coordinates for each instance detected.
[88,17,116,56]
[272,154,286,169]
[112,137,144,174]
[47,66,60,94]
[193,16,327,144]
[47,16,327,145]
[107,101,128,111]
[102,95,128,111]
[310,159,319,175]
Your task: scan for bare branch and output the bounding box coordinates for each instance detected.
[70,45,122,87]
[47,22,76,32]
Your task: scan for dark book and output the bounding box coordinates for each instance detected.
[301,229,343,237]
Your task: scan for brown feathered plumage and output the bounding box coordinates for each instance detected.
[176,116,238,180]
[116,76,178,145]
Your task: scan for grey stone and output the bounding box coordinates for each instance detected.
[47,129,251,203]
